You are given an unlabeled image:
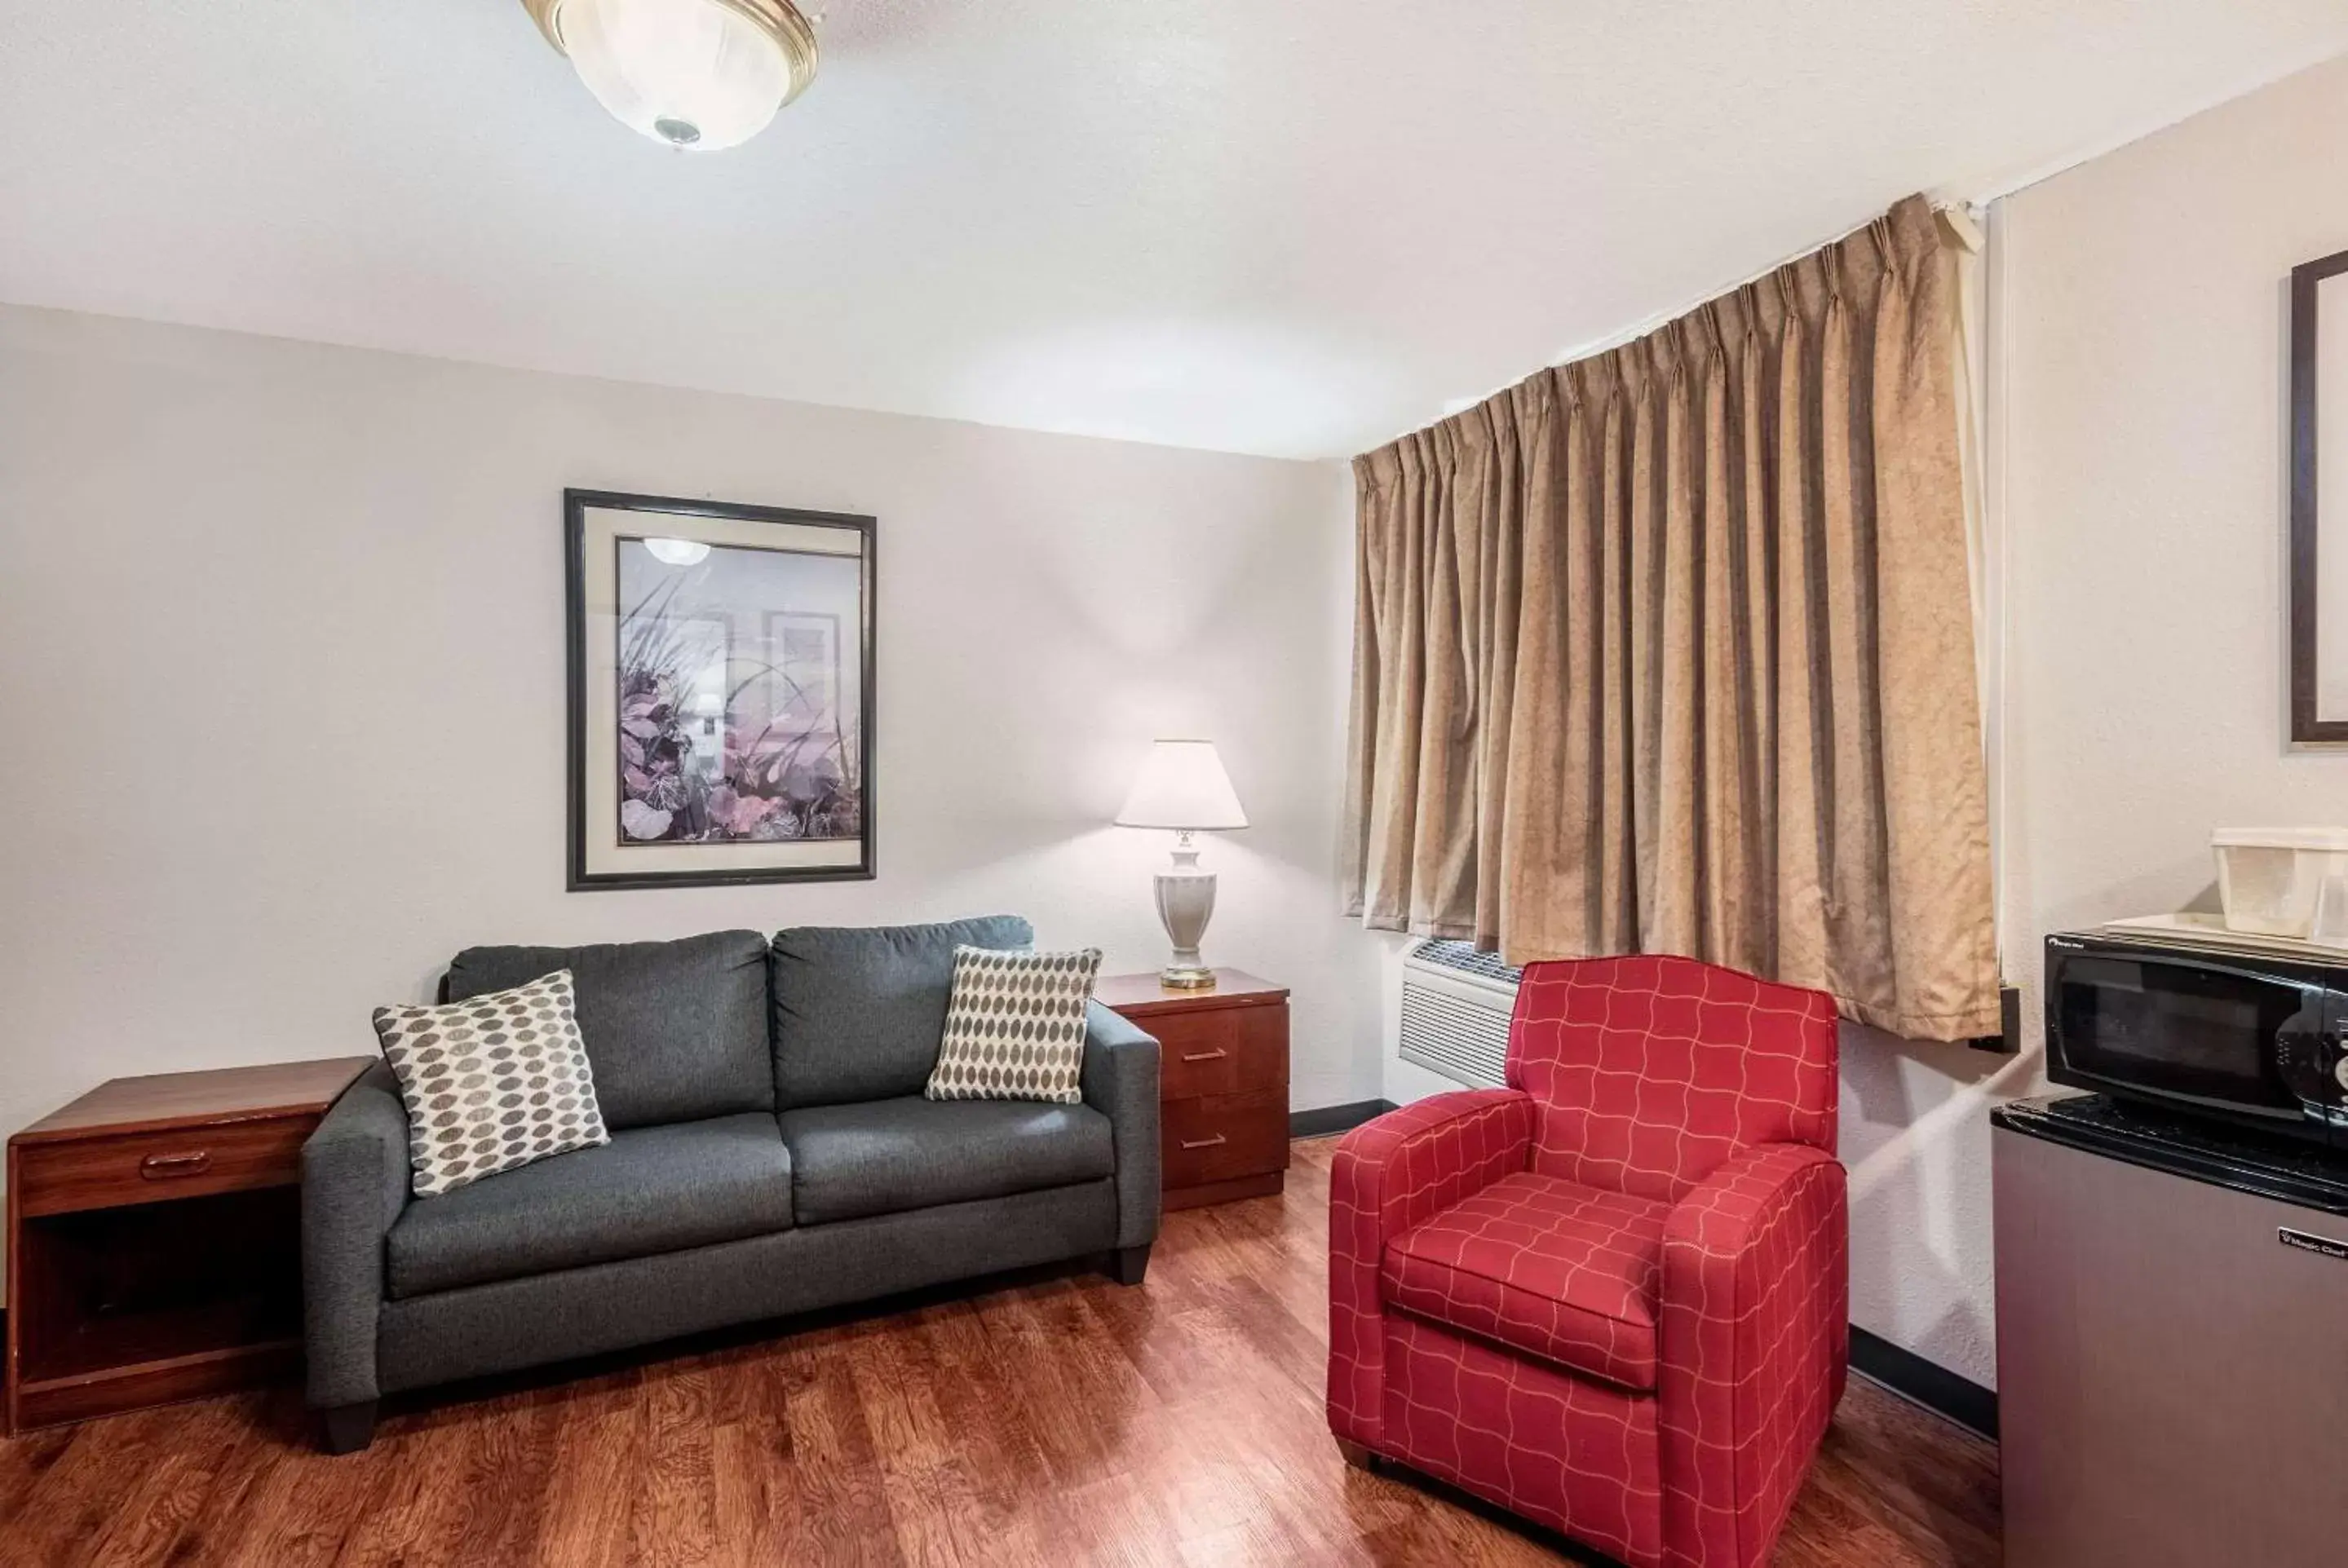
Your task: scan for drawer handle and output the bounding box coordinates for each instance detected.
[139,1151,213,1180]
[1179,1134,1228,1151]
[1180,1049,1229,1062]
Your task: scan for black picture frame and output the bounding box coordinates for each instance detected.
[2289,247,2348,744]
[564,488,878,890]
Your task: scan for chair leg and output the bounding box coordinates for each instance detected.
[1108,1243,1152,1286]
[320,1400,378,1455]
[1335,1438,1377,1472]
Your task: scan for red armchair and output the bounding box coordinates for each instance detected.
[1329,955,1846,1568]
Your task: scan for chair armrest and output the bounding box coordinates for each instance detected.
[300,1062,411,1409]
[1325,1089,1534,1447]
[1658,1142,1848,1568]
[1081,1001,1161,1250]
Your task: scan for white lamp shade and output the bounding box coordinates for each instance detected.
[1116,740,1249,831]
[547,0,800,150]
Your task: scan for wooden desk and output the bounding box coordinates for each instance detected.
[1097,970,1290,1211]
[5,1056,372,1431]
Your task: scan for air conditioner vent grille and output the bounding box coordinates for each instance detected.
[1410,939,1524,987]
[1398,976,1514,1090]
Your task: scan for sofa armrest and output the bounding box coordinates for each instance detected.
[301,1062,411,1410]
[1081,1000,1161,1250]
[1658,1142,1848,1568]
[1325,1089,1534,1447]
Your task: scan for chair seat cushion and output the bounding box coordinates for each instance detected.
[387,1113,794,1298]
[1382,1171,1669,1391]
[777,1095,1114,1225]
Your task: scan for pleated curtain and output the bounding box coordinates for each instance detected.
[1342,194,1999,1041]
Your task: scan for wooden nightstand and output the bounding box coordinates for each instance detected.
[1097,970,1290,1212]
[4,1056,373,1433]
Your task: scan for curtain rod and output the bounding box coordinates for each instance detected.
[1403,197,1984,436]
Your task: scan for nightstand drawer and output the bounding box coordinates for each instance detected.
[1097,971,1291,1213]
[13,1116,312,1217]
[1153,1004,1289,1101]
[1164,1088,1289,1187]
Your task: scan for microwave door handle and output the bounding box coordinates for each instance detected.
[2275,986,2326,1053]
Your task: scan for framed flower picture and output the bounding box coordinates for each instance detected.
[565,489,877,889]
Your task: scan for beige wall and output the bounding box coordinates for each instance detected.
[2002,52,2348,938]
[0,307,1381,1235]
[1869,51,2348,1386]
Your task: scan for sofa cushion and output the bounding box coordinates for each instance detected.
[445,930,772,1130]
[386,1112,794,1298]
[769,917,1033,1107]
[1382,1171,1670,1392]
[776,1095,1113,1225]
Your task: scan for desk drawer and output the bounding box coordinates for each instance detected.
[1163,1088,1289,1189]
[1152,1004,1289,1101]
[14,1117,312,1217]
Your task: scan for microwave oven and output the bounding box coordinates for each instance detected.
[2044,929,2348,1148]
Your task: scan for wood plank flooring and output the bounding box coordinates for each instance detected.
[0,1139,2000,1566]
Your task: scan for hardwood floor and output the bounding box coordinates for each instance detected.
[0,1139,1999,1566]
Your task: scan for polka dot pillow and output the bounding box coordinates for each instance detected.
[925,946,1103,1104]
[370,969,609,1197]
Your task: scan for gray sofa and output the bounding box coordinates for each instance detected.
[301,916,1161,1452]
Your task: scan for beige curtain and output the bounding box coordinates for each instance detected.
[1342,194,1998,1041]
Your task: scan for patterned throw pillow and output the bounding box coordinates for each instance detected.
[925,946,1104,1104]
[370,970,609,1197]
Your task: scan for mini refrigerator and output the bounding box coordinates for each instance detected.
[1993,1093,2348,1568]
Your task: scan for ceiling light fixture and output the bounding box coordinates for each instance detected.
[521,0,818,152]
[641,537,713,566]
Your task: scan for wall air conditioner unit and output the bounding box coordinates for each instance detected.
[1397,939,1523,1090]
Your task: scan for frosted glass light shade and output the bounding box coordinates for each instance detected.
[641,537,711,566]
[1116,740,1249,831]
[524,0,818,152]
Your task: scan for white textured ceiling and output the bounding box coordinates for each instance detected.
[4,2,2346,458]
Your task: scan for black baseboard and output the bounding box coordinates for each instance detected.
[1848,1326,1998,1441]
[1289,1099,1397,1138]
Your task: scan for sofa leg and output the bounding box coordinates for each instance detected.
[320,1400,378,1455]
[1335,1438,1376,1472]
[1108,1243,1152,1286]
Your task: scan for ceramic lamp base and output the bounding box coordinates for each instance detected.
[1152,836,1219,991]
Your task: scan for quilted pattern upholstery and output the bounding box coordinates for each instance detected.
[1384,1171,1668,1391]
[1510,954,1839,1204]
[1383,1313,1664,1568]
[1327,954,1845,1568]
[1659,1142,1848,1568]
[1327,1089,1534,1450]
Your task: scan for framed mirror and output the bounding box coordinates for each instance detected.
[2290,247,2348,743]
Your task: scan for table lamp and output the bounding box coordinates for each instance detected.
[1115,740,1249,988]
